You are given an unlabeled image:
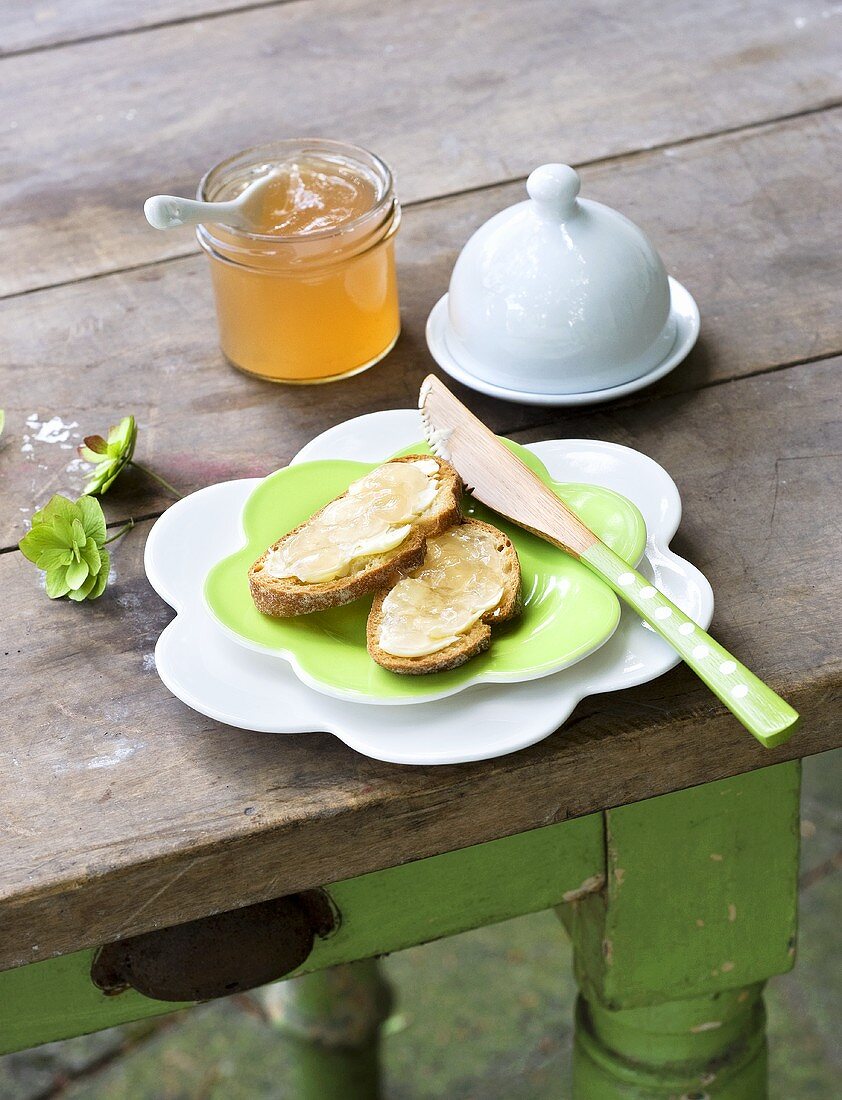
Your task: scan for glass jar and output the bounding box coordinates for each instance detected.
[197,140,401,383]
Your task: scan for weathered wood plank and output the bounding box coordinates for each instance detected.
[0,359,839,972]
[0,0,287,55]
[1,110,840,547]
[1,0,840,295]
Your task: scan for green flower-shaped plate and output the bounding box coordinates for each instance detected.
[204,438,646,704]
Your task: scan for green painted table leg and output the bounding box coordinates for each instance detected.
[574,985,768,1097]
[261,960,393,1099]
[560,762,800,1098]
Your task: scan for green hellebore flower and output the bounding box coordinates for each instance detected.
[18,494,131,602]
[79,415,138,496]
[78,414,181,499]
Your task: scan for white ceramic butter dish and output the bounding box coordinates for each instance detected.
[426,164,699,405]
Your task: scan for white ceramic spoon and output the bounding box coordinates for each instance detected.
[143,171,279,231]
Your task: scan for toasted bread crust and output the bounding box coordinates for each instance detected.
[248,455,463,617]
[366,519,522,674]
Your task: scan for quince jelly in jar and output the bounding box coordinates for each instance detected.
[197,140,401,383]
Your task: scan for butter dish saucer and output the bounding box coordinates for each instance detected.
[425,277,700,407]
[144,410,713,765]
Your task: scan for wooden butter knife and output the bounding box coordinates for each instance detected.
[419,374,799,747]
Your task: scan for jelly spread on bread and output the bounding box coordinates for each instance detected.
[264,458,441,584]
[377,525,507,657]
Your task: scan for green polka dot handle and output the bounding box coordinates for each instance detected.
[582,541,800,748]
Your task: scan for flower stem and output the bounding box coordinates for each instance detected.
[103,518,135,545]
[129,461,183,499]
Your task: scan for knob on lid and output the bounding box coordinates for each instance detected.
[526,164,581,220]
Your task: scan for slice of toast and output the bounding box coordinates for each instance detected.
[249,455,462,617]
[367,519,522,674]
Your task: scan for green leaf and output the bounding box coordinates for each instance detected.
[80,537,102,573]
[37,547,74,571]
[82,469,108,496]
[50,515,75,549]
[68,571,99,601]
[19,524,62,563]
[70,517,87,549]
[108,416,137,455]
[88,551,110,599]
[82,454,129,497]
[77,495,107,544]
[104,456,130,486]
[65,558,90,590]
[31,494,78,529]
[45,567,71,599]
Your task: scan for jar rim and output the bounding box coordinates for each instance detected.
[196,200,400,274]
[197,138,395,244]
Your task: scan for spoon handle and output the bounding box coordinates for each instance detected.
[144,195,243,231]
[581,541,799,747]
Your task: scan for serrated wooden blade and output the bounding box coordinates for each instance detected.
[418,375,598,558]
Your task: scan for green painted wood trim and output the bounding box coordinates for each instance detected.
[0,951,187,1058]
[560,761,801,1011]
[291,811,603,977]
[0,813,603,1054]
[581,541,800,747]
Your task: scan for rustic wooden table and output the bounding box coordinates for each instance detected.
[1,1,840,1096]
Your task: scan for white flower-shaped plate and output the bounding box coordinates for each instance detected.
[144,410,713,765]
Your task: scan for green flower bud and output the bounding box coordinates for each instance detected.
[79,415,138,496]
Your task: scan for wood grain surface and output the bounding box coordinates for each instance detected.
[1,359,839,971]
[0,0,288,55]
[2,110,840,547]
[1,0,840,295]
[1,0,841,970]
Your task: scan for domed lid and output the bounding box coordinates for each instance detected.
[442,164,677,395]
